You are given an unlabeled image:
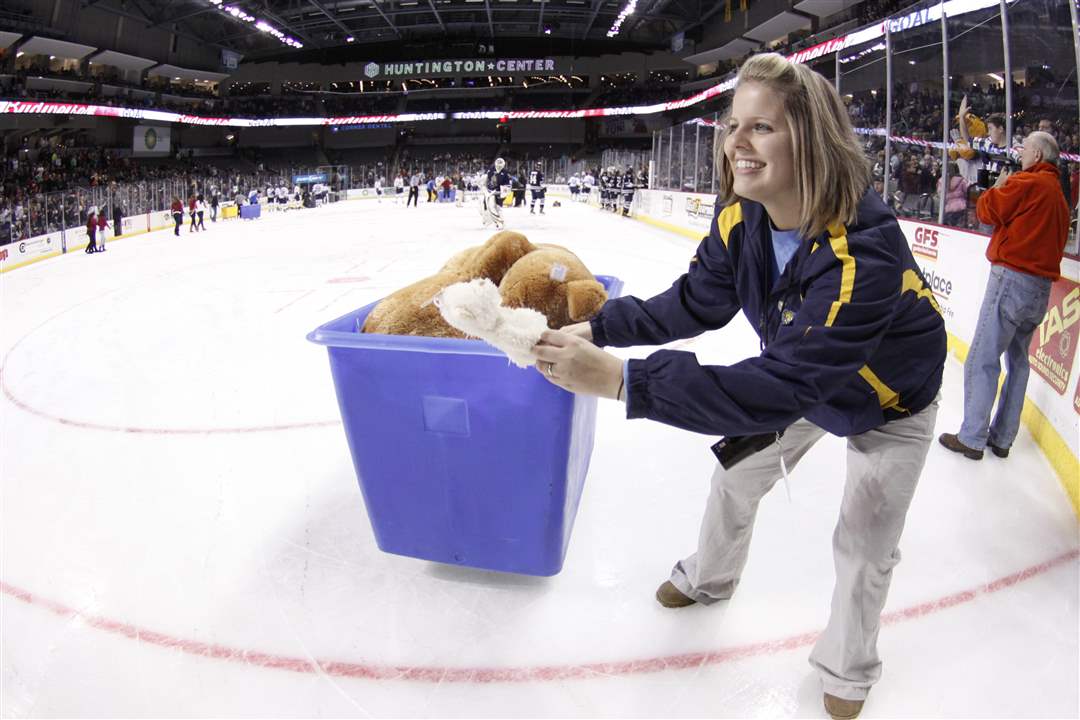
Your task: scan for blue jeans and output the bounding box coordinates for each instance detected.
[959,265,1052,451]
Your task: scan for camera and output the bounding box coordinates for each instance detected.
[711,431,784,470]
[978,158,1020,189]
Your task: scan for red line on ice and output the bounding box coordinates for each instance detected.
[0,365,338,434]
[2,548,1075,682]
[1,294,340,435]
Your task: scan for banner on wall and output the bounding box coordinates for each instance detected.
[221,49,243,70]
[907,222,960,321]
[0,232,60,271]
[133,125,171,155]
[662,194,674,216]
[683,194,715,229]
[1074,368,1080,416]
[910,223,942,261]
[1029,278,1080,395]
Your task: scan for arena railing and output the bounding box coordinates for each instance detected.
[647,0,1079,254]
[0,168,328,246]
[2,0,1075,245]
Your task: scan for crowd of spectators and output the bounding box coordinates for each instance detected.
[0,138,601,245]
[844,81,1080,228]
[0,136,289,244]
[222,94,319,117]
[2,72,221,115]
[324,93,402,116]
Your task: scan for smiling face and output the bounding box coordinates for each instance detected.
[723,81,799,227]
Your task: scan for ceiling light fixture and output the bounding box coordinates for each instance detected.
[212,1,302,48]
[606,0,637,38]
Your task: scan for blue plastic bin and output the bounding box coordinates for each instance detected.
[307,275,623,576]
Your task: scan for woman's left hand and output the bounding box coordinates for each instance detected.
[532,330,624,399]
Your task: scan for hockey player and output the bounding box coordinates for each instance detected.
[613,167,622,212]
[472,170,487,202]
[528,162,546,215]
[582,170,595,203]
[480,157,511,229]
[374,176,384,202]
[393,173,405,204]
[620,165,636,217]
[611,167,622,212]
[568,172,581,201]
[600,167,614,211]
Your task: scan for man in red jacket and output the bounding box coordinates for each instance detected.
[940,131,1070,460]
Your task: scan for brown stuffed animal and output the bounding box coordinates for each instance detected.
[362,231,607,337]
[362,230,535,337]
[499,244,607,329]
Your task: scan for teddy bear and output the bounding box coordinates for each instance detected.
[361,230,535,337]
[498,244,608,330]
[361,230,607,340]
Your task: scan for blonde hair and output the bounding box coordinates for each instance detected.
[715,53,870,238]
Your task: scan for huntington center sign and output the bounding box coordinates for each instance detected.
[363,58,559,79]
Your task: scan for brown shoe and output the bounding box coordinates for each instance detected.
[988,442,1010,458]
[938,432,983,460]
[824,693,864,720]
[655,580,696,608]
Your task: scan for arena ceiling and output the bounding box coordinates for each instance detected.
[82,0,721,58]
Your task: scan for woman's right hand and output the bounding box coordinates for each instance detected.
[559,321,594,342]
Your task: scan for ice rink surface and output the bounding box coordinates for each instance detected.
[1,197,1077,718]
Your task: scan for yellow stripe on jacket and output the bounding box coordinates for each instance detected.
[825,222,854,327]
[858,365,908,412]
[715,203,743,248]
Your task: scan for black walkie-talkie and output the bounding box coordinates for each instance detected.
[711,431,784,470]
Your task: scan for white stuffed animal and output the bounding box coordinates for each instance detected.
[434,278,549,368]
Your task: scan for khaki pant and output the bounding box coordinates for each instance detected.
[670,397,939,701]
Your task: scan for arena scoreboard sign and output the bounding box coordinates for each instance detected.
[361,57,560,80]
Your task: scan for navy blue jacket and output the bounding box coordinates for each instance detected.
[591,190,946,437]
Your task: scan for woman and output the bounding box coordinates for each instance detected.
[195,194,207,231]
[187,194,199,233]
[532,53,946,720]
[84,208,97,253]
[170,196,183,236]
[940,161,969,227]
[96,208,108,251]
